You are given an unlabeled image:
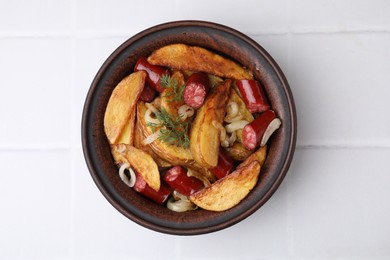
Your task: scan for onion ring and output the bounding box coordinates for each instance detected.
[118,163,136,187]
[145,108,161,125]
[225,101,238,118]
[167,197,197,212]
[178,104,194,120]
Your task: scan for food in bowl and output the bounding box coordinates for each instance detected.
[103,43,281,212]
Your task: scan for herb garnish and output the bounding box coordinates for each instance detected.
[160,74,185,102]
[147,108,190,148]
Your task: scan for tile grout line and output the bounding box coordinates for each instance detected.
[1,27,390,40]
[296,144,390,150]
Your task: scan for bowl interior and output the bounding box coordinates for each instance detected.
[82,21,296,235]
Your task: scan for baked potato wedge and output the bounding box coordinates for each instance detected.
[110,143,128,166]
[116,108,136,145]
[238,145,267,169]
[190,161,261,211]
[190,79,232,168]
[110,144,160,191]
[125,145,160,191]
[208,74,224,89]
[147,44,253,80]
[137,101,194,166]
[224,142,253,161]
[112,144,161,191]
[133,112,172,168]
[104,71,146,144]
[137,101,215,180]
[160,70,186,118]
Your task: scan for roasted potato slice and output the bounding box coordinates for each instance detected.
[110,143,128,166]
[137,101,215,180]
[104,71,146,144]
[186,162,216,182]
[133,112,172,168]
[111,144,161,191]
[208,74,224,88]
[147,44,253,80]
[116,108,136,145]
[238,145,267,169]
[125,145,160,191]
[137,101,194,166]
[160,70,186,118]
[190,161,261,211]
[190,80,232,168]
[224,142,253,161]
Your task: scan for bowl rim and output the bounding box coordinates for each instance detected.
[82,20,297,235]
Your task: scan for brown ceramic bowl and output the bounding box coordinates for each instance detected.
[82,20,296,235]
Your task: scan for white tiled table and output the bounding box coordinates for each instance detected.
[1,1,389,259]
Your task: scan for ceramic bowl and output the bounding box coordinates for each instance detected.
[82,20,296,235]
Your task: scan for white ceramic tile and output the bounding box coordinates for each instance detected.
[0,149,71,259]
[73,0,179,36]
[0,38,71,148]
[71,148,178,260]
[288,32,390,147]
[286,147,390,259]
[1,0,390,259]
[75,0,288,36]
[71,37,128,148]
[177,182,288,260]
[291,0,390,32]
[176,0,288,35]
[0,0,70,34]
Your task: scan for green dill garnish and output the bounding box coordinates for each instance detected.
[146,108,190,148]
[160,74,171,89]
[160,74,185,102]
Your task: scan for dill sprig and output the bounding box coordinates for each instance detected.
[160,74,185,102]
[146,108,190,148]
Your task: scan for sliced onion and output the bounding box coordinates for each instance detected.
[178,104,194,120]
[118,163,136,187]
[167,197,197,212]
[127,168,136,187]
[260,118,282,146]
[172,190,189,201]
[228,131,237,145]
[225,101,238,118]
[143,129,161,145]
[225,120,249,133]
[187,169,211,187]
[212,120,226,142]
[221,139,230,148]
[145,108,161,125]
[224,113,243,123]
